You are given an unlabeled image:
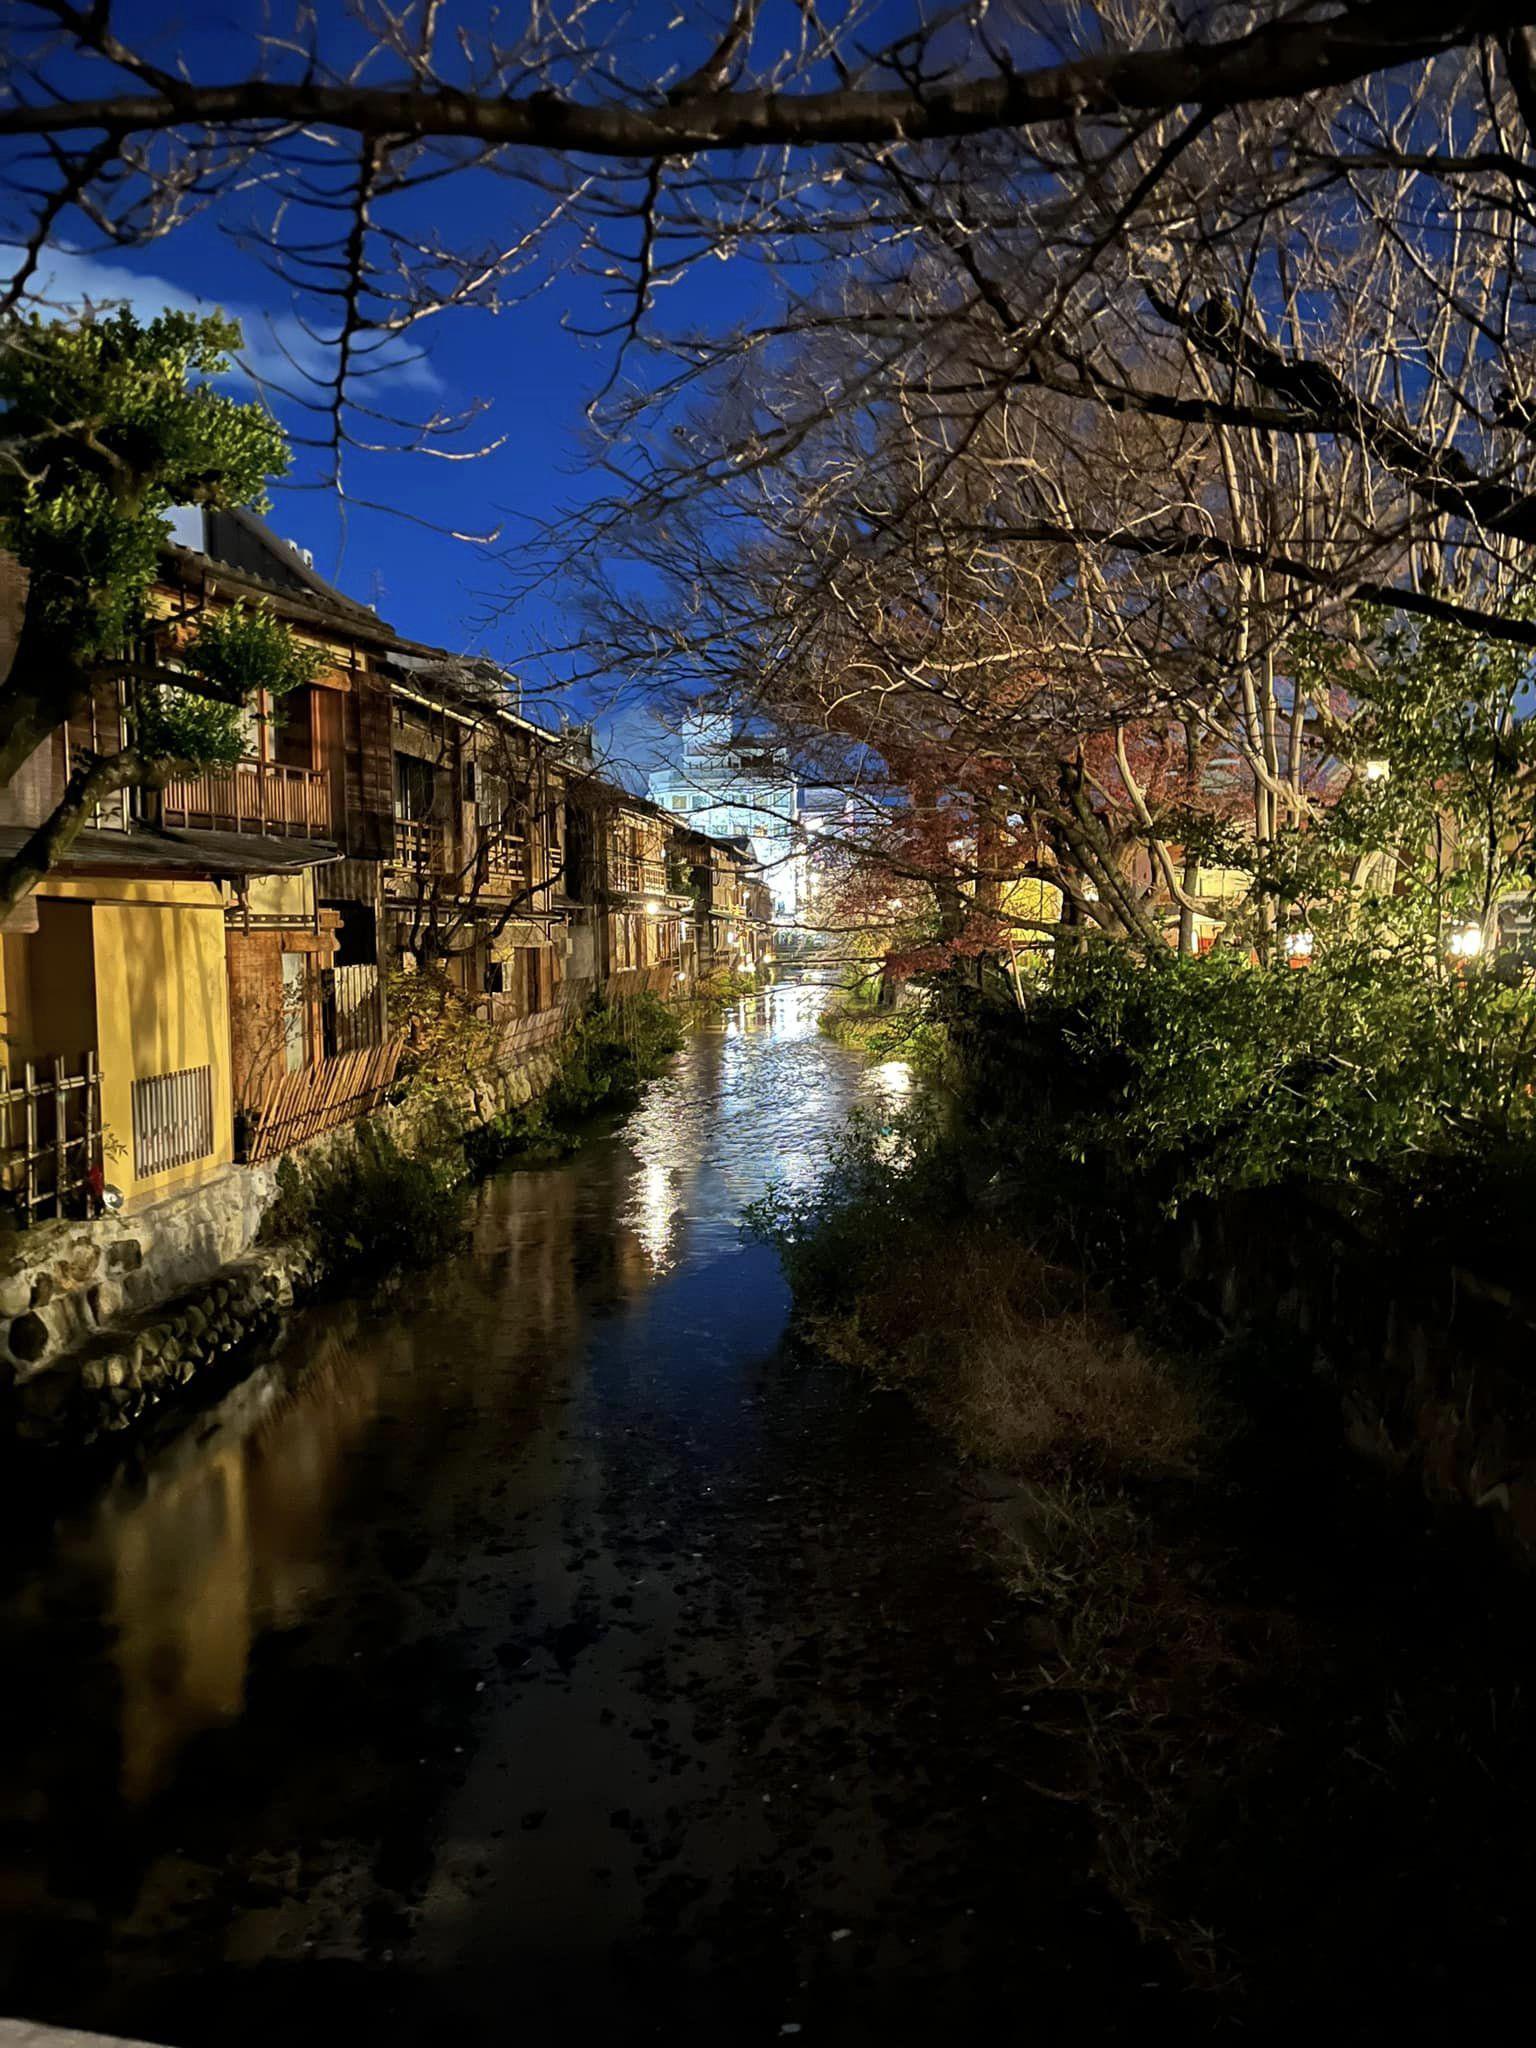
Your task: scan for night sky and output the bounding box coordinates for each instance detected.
[2,0,787,776]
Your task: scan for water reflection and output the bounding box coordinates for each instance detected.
[0,981,890,1827]
[110,1324,384,1802]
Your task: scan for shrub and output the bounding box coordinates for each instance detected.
[546,992,684,1120]
[749,1095,1203,1473]
[261,1126,465,1278]
[387,969,496,1103]
[685,965,758,1011]
[950,945,1536,1221]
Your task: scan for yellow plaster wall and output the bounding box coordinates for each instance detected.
[72,880,235,1204]
[0,900,97,1070]
[232,871,315,923]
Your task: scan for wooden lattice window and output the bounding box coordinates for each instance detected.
[131,1064,214,1177]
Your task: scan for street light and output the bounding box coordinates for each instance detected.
[643,897,661,917]
[1283,929,1315,964]
[1447,922,1485,960]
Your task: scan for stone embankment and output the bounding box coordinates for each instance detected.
[2,1033,568,1452]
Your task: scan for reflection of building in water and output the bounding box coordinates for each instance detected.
[109,1323,382,1803]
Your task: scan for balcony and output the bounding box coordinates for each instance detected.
[474,830,528,899]
[160,759,331,839]
[607,854,671,897]
[390,816,450,875]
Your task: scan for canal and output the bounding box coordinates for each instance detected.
[0,985,1170,2044]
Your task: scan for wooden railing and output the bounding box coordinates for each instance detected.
[0,1054,103,1224]
[606,854,670,896]
[160,759,331,838]
[475,830,528,897]
[390,817,450,874]
[241,1041,403,1163]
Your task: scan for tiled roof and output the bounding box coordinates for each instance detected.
[0,824,337,879]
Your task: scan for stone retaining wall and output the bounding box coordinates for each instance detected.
[0,1164,281,1384]
[1,1030,571,1448]
[11,1240,315,1448]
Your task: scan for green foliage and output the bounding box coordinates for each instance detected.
[261,1128,464,1278]
[746,1097,959,1307]
[447,992,686,1173]
[388,970,497,1103]
[819,992,950,1075]
[959,946,1536,1216]
[145,600,329,772]
[463,1097,574,1174]
[0,308,288,659]
[546,992,685,1120]
[1191,606,1536,963]
[685,964,759,1010]
[136,686,247,766]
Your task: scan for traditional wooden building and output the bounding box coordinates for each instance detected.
[0,505,773,1222]
[674,829,776,983]
[561,772,693,997]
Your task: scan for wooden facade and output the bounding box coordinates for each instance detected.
[1,506,778,1201]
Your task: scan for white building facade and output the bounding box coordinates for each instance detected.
[648,716,805,917]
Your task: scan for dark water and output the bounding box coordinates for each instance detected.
[0,986,1168,2044]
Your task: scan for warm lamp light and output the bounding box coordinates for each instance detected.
[1447,923,1485,960]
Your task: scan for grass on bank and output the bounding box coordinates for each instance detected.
[266,992,687,1274]
[748,1100,1536,2020]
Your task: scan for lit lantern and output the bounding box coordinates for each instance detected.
[1283,929,1315,965]
[643,897,662,917]
[1447,923,1485,960]
[1363,758,1391,784]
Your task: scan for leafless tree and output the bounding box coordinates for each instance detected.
[11,1,1536,937]
[3,1,1529,511]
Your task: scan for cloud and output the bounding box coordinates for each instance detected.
[3,244,442,399]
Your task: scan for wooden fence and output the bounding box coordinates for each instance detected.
[488,1003,571,1060]
[241,1040,404,1163]
[0,1053,103,1224]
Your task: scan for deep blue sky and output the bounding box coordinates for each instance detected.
[3,0,805,777]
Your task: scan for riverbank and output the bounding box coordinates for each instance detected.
[0,987,1180,2047]
[751,1085,1536,2026]
[2,993,685,1460]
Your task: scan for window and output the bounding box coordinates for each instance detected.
[131,1065,214,1178]
[281,953,310,1072]
[395,752,439,821]
[479,767,511,831]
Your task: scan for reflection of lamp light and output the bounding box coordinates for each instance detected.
[1283,929,1314,963]
[1447,923,1485,960]
[1363,758,1391,784]
[644,897,661,917]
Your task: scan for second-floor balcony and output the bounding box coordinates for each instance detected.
[390,815,450,876]
[160,759,332,840]
[607,853,671,897]
[474,829,529,899]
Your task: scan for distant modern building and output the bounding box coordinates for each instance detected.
[648,715,804,917]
